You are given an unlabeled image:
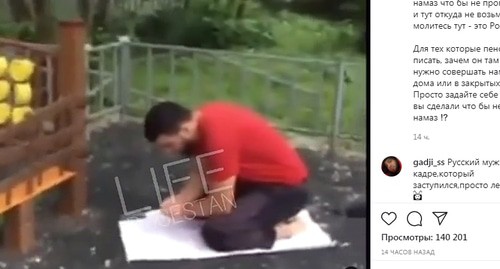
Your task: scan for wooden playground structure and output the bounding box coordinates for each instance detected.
[0,21,88,254]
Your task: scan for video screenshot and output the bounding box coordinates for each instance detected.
[0,0,492,269]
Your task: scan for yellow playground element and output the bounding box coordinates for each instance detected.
[0,102,11,125]
[13,83,32,105]
[8,58,35,82]
[0,80,10,101]
[0,56,36,125]
[0,56,7,77]
[11,106,33,124]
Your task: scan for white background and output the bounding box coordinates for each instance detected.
[371,0,500,268]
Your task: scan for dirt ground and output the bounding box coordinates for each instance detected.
[0,123,367,269]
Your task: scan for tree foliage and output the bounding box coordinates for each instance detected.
[134,2,275,49]
[2,0,105,43]
[0,0,365,53]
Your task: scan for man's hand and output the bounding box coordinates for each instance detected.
[160,167,204,219]
[160,197,184,218]
[160,197,174,216]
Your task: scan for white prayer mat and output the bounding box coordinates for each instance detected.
[119,209,337,261]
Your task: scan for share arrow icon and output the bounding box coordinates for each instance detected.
[432,212,448,226]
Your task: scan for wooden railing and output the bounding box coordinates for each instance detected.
[0,21,88,254]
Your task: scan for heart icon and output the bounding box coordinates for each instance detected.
[381,212,397,225]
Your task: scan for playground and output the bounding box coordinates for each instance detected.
[0,20,366,269]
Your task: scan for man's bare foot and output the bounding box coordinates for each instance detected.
[275,217,306,239]
[277,214,300,226]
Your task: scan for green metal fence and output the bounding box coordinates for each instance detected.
[85,38,366,153]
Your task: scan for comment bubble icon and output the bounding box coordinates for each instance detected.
[407,211,423,227]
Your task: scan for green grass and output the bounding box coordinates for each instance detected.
[130,52,313,111]
[268,11,361,57]
[123,48,364,138]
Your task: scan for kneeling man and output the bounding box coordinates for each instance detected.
[144,101,309,251]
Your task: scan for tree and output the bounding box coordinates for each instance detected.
[7,0,33,22]
[32,0,57,43]
[6,0,101,43]
[93,0,111,29]
[234,0,248,19]
[76,0,98,40]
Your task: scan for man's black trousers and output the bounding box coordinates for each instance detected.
[200,179,308,252]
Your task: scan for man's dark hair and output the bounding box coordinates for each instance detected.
[143,101,192,142]
[381,156,401,176]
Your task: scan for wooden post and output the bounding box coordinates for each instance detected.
[55,20,88,217]
[4,200,35,254]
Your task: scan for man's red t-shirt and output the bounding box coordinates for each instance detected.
[193,102,308,186]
